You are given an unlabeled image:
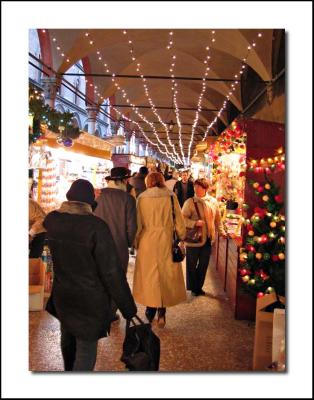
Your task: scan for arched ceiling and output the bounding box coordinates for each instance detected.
[38,28,275,163]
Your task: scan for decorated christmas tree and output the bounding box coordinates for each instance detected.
[239,177,285,300]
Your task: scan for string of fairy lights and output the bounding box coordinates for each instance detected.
[166,31,185,164]
[84,31,181,164]
[43,29,266,166]
[202,31,264,142]
[122,30,184,165]
[50,30,176,163]
[186,30,216,164]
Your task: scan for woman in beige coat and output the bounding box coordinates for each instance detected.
[182,178,227,296]
[133,172,186,328]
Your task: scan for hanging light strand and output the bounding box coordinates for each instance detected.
[114,107,178,164]
[167,31,186,165]
[122,29,183,164]
[187,30,216,164]
[202,31,264,141]
[83,30,181,164]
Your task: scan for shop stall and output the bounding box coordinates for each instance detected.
[146,156,158,171]
[190,141,213,180]
[111,153,147,174]
[209,118,285,320]
[29,129,113,212]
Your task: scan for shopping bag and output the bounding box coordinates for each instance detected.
[120,315,160,371]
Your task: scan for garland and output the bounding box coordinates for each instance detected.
[29,86,81,146]
[247,147,285,173]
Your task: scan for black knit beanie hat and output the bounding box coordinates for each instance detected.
[66,179,97,209]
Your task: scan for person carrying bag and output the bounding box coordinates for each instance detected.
[121,315,160,371]
[182,178,227,296]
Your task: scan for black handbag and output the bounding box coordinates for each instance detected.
[170,196,185,262]
[120,315,160,371]
[185,200,203,244]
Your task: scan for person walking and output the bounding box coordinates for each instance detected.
[43,179,137,371]
[182,178,227,296]
[173,170,194,208]
[133,172,186,328]
[94,167,137,320]
[129,166,149,197]
[165,170,179,192]
[29,198,46,258]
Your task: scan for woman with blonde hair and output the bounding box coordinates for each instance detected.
[133,172,186,328]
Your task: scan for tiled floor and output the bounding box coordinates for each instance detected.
[29,256,255,372]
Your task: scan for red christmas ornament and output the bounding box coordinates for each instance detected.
[239,269,248,276]
[272,255,279,262]
[257,292,264,298]
[274,195,283,203]
[257,186,264,193]
[260,234,268,243]
[247,245,256,252]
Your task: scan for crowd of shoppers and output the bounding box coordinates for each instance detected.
[34,166,226,371]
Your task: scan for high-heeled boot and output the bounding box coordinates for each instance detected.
[145,307,157,323]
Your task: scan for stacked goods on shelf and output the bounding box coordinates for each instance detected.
[40,158,57,212]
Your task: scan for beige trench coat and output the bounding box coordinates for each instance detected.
[133,187,186,308]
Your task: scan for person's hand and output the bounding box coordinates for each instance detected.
[195,220,204,227]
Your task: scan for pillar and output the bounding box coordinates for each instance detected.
[41,76,59,109]
[134,137,140,156]
[86,106,99,134]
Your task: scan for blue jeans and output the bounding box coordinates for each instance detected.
[60,326,98,371]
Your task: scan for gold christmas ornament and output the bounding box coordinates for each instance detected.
[255,253,262,260]
[278,253,285,260]
[270,221,277,228]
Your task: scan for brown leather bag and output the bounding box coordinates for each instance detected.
[185,200,203,243]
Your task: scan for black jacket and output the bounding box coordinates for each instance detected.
[173,180,195,208]
[43,201,137,341]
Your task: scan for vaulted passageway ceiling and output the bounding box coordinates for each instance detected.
[36,28,278,160]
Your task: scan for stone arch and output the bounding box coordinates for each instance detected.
[54,103,66,113]
[71,113,82,129]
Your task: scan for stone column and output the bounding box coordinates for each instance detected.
[41,76,59,109]
[124,132,131,153]
[134,137,140,156]
[86,106,99,134]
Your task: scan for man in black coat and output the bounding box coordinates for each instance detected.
[44,179,137,371]
[173,170,195,208]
